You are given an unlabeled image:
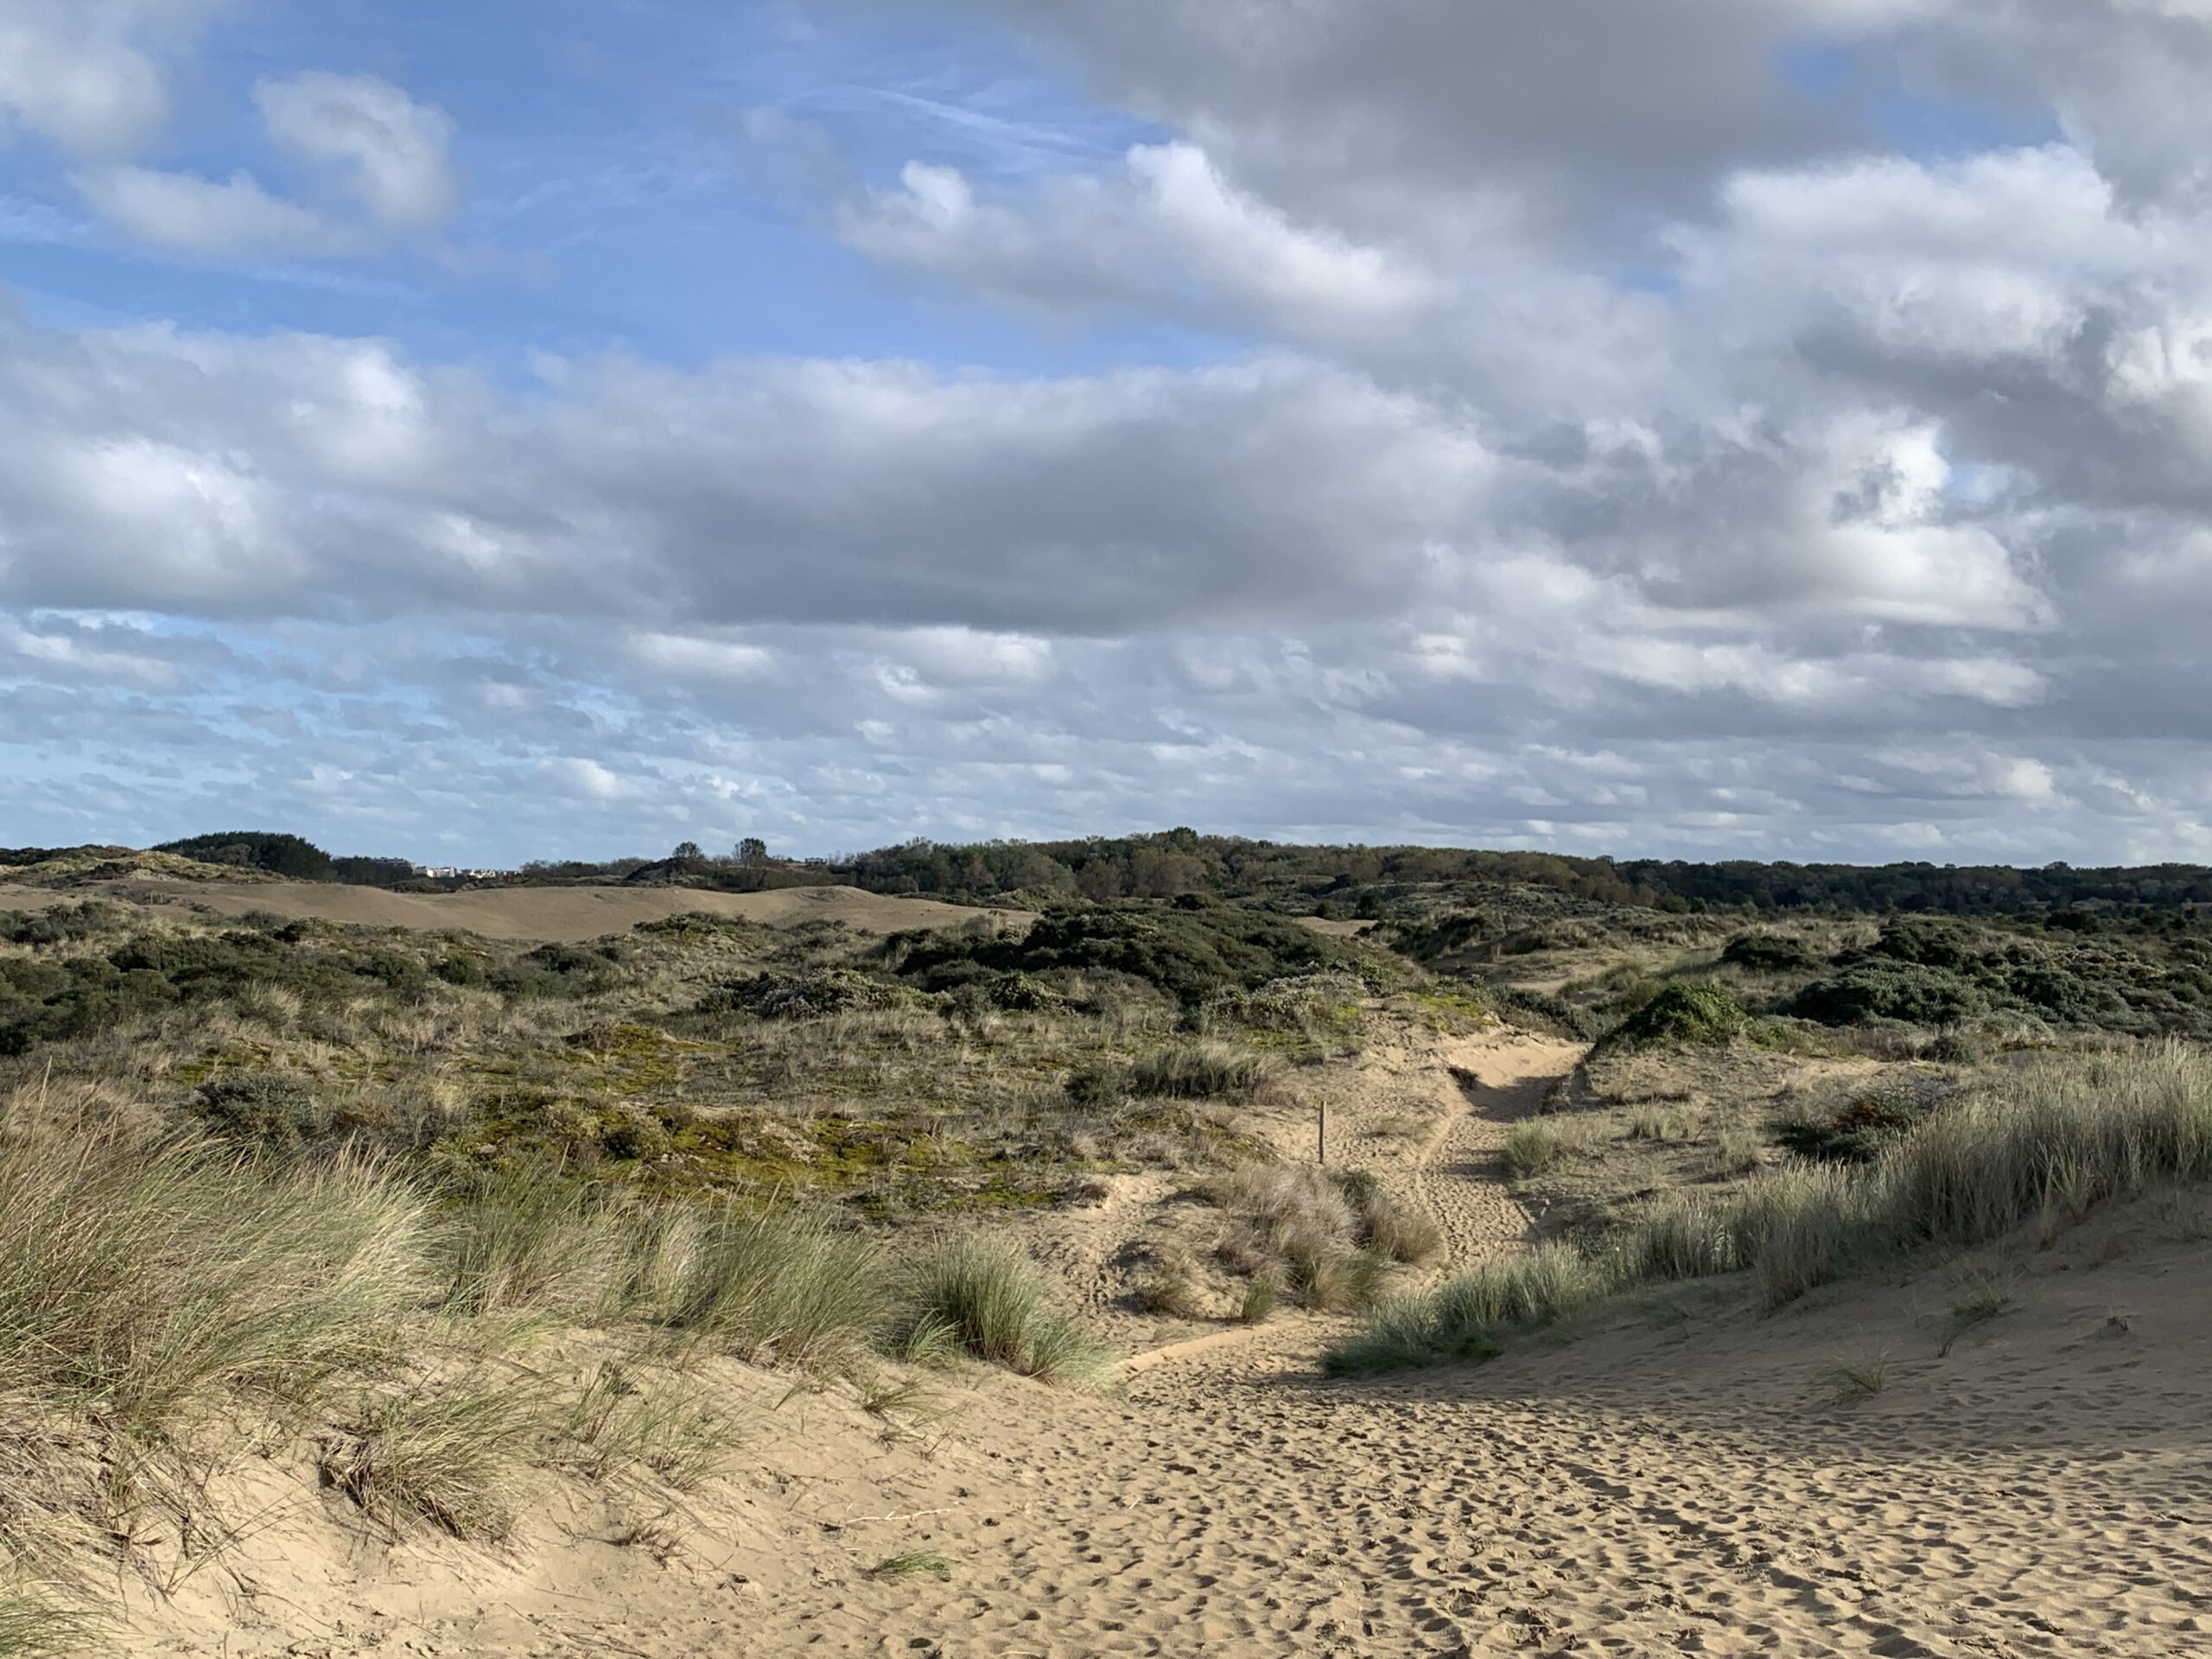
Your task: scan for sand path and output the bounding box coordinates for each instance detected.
[729,1253,2212,1658]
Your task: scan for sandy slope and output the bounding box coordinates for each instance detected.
[109,1021,2212,1656]
[0,880,1030,941]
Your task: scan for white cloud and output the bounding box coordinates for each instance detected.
[630,631,779,683]
[0,1,226,156]
[73,163,346,255]
[21,0,2212,861]
[841,141,1435,334]
[256,71,457,229]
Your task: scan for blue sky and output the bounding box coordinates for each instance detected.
[5,1,2212,868]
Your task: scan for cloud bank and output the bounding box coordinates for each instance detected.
[5,0,2212,864]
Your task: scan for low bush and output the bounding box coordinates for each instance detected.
[1789,962,1989,1027]
[887,899,1391,1009]
[692,968,919,1020]
[1596,982,1757,1054]
[1720,932,1821,973]
[1771,1073,1957,1164]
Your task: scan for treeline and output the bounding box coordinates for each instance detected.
[845,831,1669,910]
[1609,859,2212,915]
[155,832,416,886]
[842,834,2212,918]
[28,829,2212,919]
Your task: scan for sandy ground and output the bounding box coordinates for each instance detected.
[102,1022,2212,1656]
[0,880,1031,941]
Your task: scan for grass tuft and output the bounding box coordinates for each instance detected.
[1818,1351,1892,1404]
[0,1585,93,1657]
[1128,1041,1274,1099]
[899,1236,1111,1386]
[868,1549,953,1581]
[1498,1121,1567,1180]
[320,1372,554,1540]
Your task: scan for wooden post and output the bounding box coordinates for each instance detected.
[1318,1100,1326,1166]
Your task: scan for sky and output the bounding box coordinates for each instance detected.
[4,1,2212,868]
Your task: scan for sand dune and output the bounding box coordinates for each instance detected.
[0,879,1031,941]
[100,1018,2212,1656]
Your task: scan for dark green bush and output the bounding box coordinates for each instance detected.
[193,1072,326,1147]
[1597,982,1755,1052]
[1789,963,1989,1027]
[0,901,124,947]
[1719,932,1821,973]
[888,899,1388,1009]
[694,968,920,1020]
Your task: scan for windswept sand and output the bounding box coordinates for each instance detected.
[104,1022,2212,1656]
[0,880,1031,941]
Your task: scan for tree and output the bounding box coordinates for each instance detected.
[734,836,768,866]
[672,841,703,861]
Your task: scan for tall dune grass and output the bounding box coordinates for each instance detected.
[1329,1044,2212,1374]
[0,1117,427,1431]
[896,1236,1111,1386]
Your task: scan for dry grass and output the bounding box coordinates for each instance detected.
[897,1236,1112,1387]
[1201,1165,1423,1311]
[1128,1040,1277,1099]
[0,1114,427,1434]
[1131,1249,1205,1319]
[319,1371,553,1541]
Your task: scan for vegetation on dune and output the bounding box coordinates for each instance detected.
[1592,982,1764,1055]
[1328,1044,2212,1373]
[886,895,1393,1008]
[895,1236,1111,1386]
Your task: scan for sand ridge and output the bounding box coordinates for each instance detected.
[0,880,1033,942]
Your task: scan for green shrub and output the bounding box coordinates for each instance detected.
[191,1072,326,1148]
[888,899,1390,1008]
[1772,1074,1956,1164]
[1788,962,1989,1027]
[1597,982,1755,1053]
[693,968,920,1020]
[1720,932,1821,973]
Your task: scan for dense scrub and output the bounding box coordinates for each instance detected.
[0,919,624,1057]
[886,897,1390,1007]
[1786,916,2212,1039]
